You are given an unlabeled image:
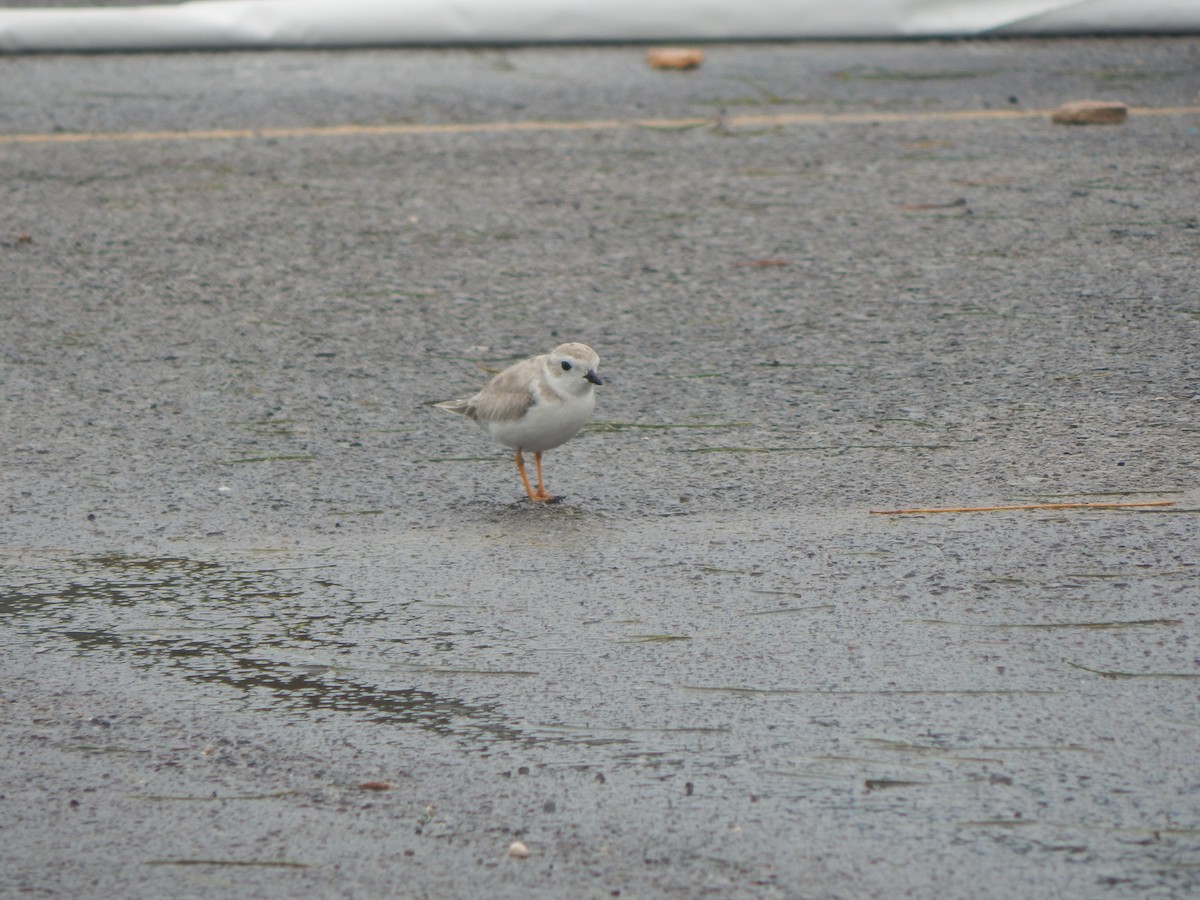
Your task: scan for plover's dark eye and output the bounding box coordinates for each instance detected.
[561,361,573,371]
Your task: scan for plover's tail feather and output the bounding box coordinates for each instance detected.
[434,398,471,415]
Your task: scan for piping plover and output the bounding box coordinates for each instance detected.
[435,342,603,503]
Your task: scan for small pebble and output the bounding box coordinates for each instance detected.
[358,781,393,792]
[646,48,705,70]
[1050,100,1128,125]
[508,840,530,859]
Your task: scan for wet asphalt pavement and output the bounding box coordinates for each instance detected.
[3,36,1200,898]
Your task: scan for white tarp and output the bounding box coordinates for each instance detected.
[0,0,1197,53]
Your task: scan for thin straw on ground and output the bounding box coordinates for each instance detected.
[870,500,1177,515]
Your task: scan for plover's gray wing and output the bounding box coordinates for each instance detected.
[461,356,543,424]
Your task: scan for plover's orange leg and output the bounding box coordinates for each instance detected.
[514,450,543,503]
[532,451,559,502]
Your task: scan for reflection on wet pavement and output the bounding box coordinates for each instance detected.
[2,553,534,746]
[2,511,1198,898]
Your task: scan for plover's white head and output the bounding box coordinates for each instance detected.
[545,343,602,394]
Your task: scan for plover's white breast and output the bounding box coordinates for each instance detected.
[484,389,595,452]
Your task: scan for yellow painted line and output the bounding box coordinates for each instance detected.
[3,105,1199,146]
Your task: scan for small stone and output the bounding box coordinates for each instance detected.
[508,840,530,859]
[646,48,705,70]
[1050,100,1128,126]
[358,781,393,791]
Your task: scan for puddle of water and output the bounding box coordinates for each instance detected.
[1,552,540,747]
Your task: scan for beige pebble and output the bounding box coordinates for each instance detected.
[646,48,705,70]
[508,840,530,859]
[1050,100,1128,125]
